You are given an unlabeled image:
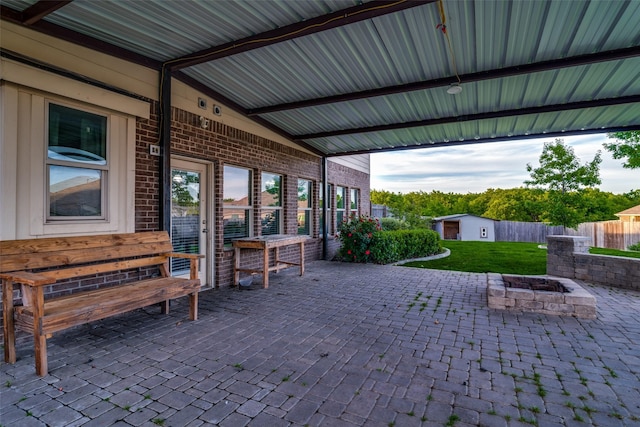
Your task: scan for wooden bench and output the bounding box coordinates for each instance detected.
[0,231,202,376]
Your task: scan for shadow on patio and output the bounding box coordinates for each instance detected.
[1,261,639,426]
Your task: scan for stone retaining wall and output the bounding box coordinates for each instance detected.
[547,235,640,291]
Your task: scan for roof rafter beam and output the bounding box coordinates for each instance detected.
[21,0,73,25]
[249,46,640,115]
[294,95,640,140]
[325,126,640,157]
[166,0,435,71]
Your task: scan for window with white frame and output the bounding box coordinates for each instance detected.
[336,186,346,226]
[261,172,282,236]
[297,179,312,235]
[223,165,252,244]
[350,188,359,216]
[1,81,141,240]
[47,103,108,220]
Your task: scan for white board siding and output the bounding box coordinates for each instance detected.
[329,154,370,175]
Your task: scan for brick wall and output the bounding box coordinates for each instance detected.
[2,101,370,306]
[136,104,369,287]
[547,235,640,290]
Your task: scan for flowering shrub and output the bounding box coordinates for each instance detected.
[337,214,381,263]
[337,214,441,264]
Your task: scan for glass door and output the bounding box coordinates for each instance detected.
[171,159,210,285]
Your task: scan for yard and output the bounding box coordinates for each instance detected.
[401,240,640,275]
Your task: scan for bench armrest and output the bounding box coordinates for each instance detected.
[0,271,57,287]
[166,252,205,259]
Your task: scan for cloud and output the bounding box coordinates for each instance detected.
[371,134,638,194]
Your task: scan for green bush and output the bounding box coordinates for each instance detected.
[380,217,410,231]
[391,229,441,261]
[338,215,441,264]
[369,232,401,264]
[629,242,640,251]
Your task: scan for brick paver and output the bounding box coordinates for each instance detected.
[1,261,639,426]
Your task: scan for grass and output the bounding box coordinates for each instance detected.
[402,241,547,275]
[589,247,640,259]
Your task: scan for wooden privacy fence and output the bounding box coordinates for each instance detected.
[495,220,640,249]
[494,221,564,243]
[568,221,640,250]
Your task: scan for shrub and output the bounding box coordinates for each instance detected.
[390,229,441,261]
[369,232,401,264]
[338,215,441,264]
[380,217,410,231]
[629,242,640,251]
[337,214,381,263]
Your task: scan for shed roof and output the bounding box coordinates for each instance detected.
[2,0,639,157]
[433,214,496,222]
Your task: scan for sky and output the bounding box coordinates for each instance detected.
[370,133,639,195]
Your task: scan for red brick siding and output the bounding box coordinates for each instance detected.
[8,102,369,303]
[136,104,369,286]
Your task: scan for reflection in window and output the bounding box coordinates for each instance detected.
[223,165,252,244]
[49,166,102,216]
[350,188,359,213]
[297,179,312,235]
[336,186,346,225]
[47,103,107,220]
[261,172,282,235]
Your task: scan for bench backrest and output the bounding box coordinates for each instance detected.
[1,231,174,279]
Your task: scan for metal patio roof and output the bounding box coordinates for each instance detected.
[2,0,640,157]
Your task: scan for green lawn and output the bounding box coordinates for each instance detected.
[401,240,547,275]
[401,240,640,274]
[589,247,640,259]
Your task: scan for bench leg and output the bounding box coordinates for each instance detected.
[189,292,198,321]
[160,300,170,314]
[2,279,16,364]
[31,287,48,376]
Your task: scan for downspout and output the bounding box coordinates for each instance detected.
[159,67,172,232]
[322,156,328,260]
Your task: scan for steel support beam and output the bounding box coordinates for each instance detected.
[295,95,640,140]
[160,68,172,233]
[167,1,434,71]
[248,47,640,116]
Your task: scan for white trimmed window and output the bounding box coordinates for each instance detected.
[350,188,359,216]
[297,179,312,235]
[1,87,137,239]
[336,186,346,225]
[223,165,253,244]
[47,103,108,220]
[261,172,282,236]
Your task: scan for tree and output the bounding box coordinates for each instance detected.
[525,139,602,229]
[604,131,640,169]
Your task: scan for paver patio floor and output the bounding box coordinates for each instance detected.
[1,261,639,426]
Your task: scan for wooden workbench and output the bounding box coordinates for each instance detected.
[232,235,308,288]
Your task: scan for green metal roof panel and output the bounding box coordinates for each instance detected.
[2,0,638,156]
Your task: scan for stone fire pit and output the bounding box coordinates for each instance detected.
[487,273,596,319]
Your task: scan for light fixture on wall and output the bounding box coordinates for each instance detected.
[199,116,209,129]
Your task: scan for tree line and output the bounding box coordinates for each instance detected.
[372,133,640,229]
[371,187,639,224]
